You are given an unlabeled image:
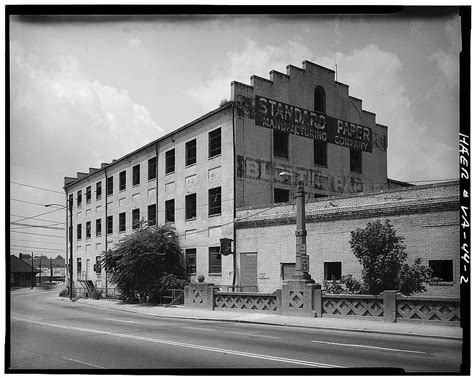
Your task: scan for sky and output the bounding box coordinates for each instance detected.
[9,8,462,258]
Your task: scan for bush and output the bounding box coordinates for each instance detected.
[324,274,364,294]
[58,288,68,297]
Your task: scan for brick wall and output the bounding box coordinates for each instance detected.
[236,182,460,298]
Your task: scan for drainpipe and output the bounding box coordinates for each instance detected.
[232,103,237,291]
[104,167,108,296]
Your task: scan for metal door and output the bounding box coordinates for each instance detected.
[240,252,258,292]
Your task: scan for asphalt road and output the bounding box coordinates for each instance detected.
[9,287,462,373]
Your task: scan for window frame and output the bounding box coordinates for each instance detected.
[314,139,328,167]
[186,139,197,166]
[324,262,342,281]
[148,157,157,180]
[274,188,290,204]
[209,128,221,158]
[119,170,126,191]
[273,130,289,159]
[86,186,92,204]
[208,246,222,274]
[96,218,102,237]
[77,190,82,207]
[166,149,176,174]
[106,215,113,234]
[96,182,102,200]
[132,208,140,230]
[132,164,140,186]
[77,224,82,240]
[77,258,82,274]
[185,248,197,275]
[208,187,222,216]
[350,149,362,173]
[106,176,114,196]
[185,193,197,220]
[148,204,157,227]
[119,212,126,232]
[86,221,91,239]
[165,199,175,223]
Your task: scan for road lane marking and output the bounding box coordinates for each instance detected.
[104,318,141,324]
[12,316,341,368]
[225,331,281,340]
[63,357,105,369]
[31,306,47,311]
[311,340,426,354]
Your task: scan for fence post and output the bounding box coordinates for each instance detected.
[383,290,397,323]
[313,284,322,317]
[184,275,215,310]
[275,289,282,312]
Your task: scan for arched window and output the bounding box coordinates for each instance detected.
[314,85,326,113]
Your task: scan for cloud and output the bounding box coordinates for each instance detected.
[128,37,142,48]
[188,39,457,182]
[10,40,162,178]
[187,39,314,111]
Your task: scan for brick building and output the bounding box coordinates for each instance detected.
[64,60,402,290]
[235,181,460,298]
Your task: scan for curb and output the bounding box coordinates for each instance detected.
[65,298,463,341]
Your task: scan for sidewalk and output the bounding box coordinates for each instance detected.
[60,295,463,340]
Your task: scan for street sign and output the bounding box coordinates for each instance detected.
[298,244,307,254]
[301,255,309,273]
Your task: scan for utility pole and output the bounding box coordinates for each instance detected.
[50,257,53,282]
[31,252,34,289]
[39,257,42,284]
[294,181,309,280]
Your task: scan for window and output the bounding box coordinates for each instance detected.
[86,186,91,204]
[208,187,221,216]
[132,209,140,230]
[209,247,221,274]
[429,260,453,283]
[107,215,113,234]
[186,139,197,166]
[281,263,295,280]
[324,262,342,281]
[274,188,290,203]
[94,256,102,274]
[165,199,175,223]
[77,190,82,207]
[166,149,175,174]
[77,224,82,240]
[148,157,157,180]
[119,212,126,232]
[77,258,82,274]
[68,194,73,208]
[96,219,102,237]
[209,128,221,158]
[350,149,362,173]
[86,221,91,239]
[185,248,197,274]
[96,182,102,200]
[314,140,327,166]
[107,176,113,196]
[148,204,156,227]
[314,85,326,113]
[133,164,140,186]
[185,193,197,220]
[119,171,126,191]
[273,130,289,159]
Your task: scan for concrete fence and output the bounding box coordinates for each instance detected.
[184,283,460,325]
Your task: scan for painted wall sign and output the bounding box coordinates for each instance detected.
[255,95,372,152]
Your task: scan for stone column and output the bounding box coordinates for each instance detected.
[383,290,398,323]
[184,275,215,310]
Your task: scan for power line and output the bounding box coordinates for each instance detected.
[11,198,53,207]
[12,208,62,223]
[10,222,65,231]
[10,230,65,239]
[10,181,64,195]
[11,238,65,245]
[11,215,65,225]
[10,244,65,252]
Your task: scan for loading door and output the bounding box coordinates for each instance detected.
[240,252,258,292]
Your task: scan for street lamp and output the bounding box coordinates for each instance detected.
[279,171,311,281]
[45,202,73,300]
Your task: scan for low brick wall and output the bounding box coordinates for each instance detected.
[184,282,460,325]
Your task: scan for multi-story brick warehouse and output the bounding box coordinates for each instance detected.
[235,181,460,298]
[64,60,407,290]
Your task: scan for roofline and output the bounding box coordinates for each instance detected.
[236,179,460,212]
[64,102,233,190]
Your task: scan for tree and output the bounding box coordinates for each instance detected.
[349,219,430,295]
[102,224,187,303]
